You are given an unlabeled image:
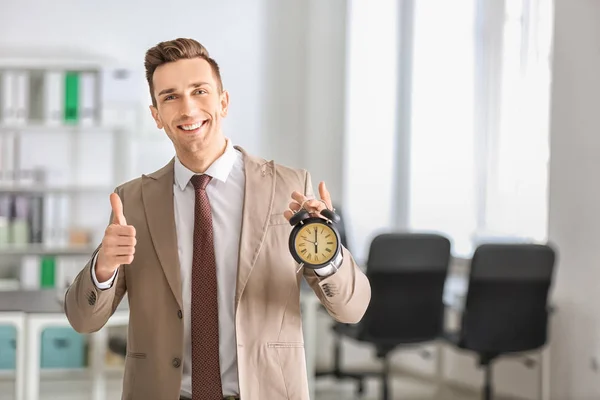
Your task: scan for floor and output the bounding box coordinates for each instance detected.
[0,374,511,400]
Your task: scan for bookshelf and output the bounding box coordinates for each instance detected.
[0,244,97,257]
[0,185,112,195]
[0,49,138,291]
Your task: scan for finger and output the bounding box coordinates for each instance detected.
[318,181,333,210]
[114,255,135,265]
[291,191,307,204]
[290,194,325,211]
[114,236,137,247]
[110,193,127,226]
[104,246,136,257]
[288,201,301,212]
[302,199,327,213]
[107,225,136,237]
[283,210,294,221]
[104,236,136,249]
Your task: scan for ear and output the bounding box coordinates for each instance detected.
[219,90,230,118]
[149,105,164,129]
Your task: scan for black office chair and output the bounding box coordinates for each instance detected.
[444,243,557,400]
[316,232,451,400]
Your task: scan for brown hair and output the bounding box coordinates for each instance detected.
[144,38,223,106]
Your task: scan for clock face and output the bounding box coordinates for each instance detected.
[293,222,339,265]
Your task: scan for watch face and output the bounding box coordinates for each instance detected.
[293,221,339,266]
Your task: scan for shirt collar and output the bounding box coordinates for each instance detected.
[174,138,238,191]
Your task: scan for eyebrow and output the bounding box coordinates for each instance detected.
[157,82,211,98]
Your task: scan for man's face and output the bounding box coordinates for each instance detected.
[150,58,229,155]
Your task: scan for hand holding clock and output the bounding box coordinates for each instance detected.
[284,181,343,270]
[283,181,333,221]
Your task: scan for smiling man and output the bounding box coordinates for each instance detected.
[64,38,371,400]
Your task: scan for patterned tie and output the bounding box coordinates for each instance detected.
[190,174,223,399]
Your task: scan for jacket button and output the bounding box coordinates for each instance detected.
[177,310,182,319]
[172,358,181,368]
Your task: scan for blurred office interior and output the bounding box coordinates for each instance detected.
[0,0,597,399]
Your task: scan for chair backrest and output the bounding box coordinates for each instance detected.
[460,243,556,354]
[357,232,451,346]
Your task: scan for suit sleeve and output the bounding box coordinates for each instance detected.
[91,252,119,289]
[63,187,128,334]
[301,171,371,324]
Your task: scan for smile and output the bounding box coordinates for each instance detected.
[178,120,208,132]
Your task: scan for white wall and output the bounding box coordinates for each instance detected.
[342,0,400,263]
[547,0,600,398]
[0,0,268,172]
[259,0,347,205]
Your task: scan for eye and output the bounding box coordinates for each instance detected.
[164,95,176,101]
[194,89,208,95]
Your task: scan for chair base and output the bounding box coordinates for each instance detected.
[315,370,372,395]
[316,337,393,400]
[480,354,496,400]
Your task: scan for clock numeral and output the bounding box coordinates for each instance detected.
[301,249,307,254]
[299,243,305,247]
[307,254,312,260]
[321,228,324,234]
[301,235,307,240]
[326,248,332,253]
[327,242,333,245]
[321,253,326,259]
[325,234,331,238]
[314,254,319,261]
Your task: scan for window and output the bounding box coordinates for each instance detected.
[406,0,554,256]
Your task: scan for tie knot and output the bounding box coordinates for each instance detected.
[191,174,212,190]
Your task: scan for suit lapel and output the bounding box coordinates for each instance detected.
[234,146,276,310]
[141,158,183,308]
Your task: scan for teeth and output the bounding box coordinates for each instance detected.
[180,121,204,131]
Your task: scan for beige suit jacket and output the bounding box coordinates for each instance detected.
[64,146,371,400]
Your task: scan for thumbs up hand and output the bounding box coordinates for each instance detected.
[95,193,137,281]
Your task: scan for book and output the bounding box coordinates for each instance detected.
[64,72,79,123]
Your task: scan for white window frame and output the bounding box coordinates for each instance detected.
[396,0,553,257]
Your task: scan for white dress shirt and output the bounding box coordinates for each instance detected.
[92,138,336,397]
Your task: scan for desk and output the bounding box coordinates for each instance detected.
[0,289,129,400]
[0,312,26,400]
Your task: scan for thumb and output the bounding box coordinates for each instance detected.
[110,193,126,225]
[318,181,332,209]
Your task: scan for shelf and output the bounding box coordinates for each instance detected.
[0,365,124,381]
[0,47,129,70]
[0,124,122,134]
[0,245,97,257]
[0,280,20,290]
[0,185,113,194]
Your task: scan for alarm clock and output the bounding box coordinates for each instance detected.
[288,203,343,271]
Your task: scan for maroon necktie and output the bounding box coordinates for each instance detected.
[190,174,223,399]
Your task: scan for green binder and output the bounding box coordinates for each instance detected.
[40,256,56,288]
[64,72,79,123]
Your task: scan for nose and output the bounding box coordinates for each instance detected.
[179,96,196,119]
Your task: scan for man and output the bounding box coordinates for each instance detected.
[64,38,371,400]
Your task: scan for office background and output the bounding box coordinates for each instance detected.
[0,0,597,399]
